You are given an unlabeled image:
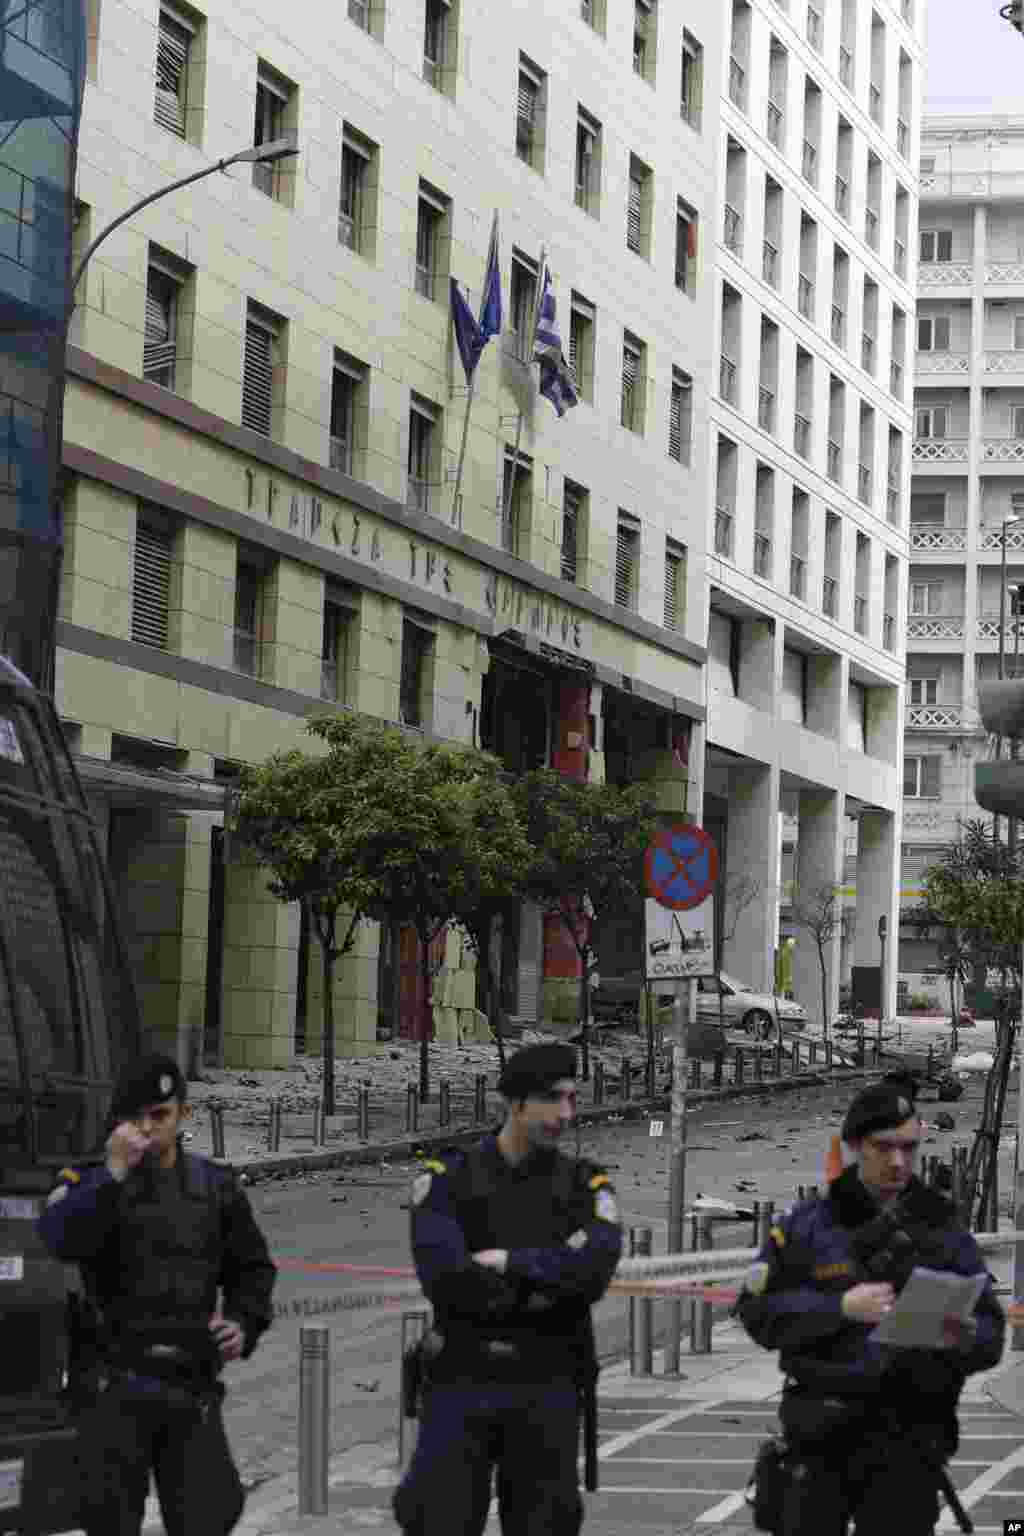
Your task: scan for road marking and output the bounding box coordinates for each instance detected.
[937,1442,1024,1532]
[696,1489,748,1524]
[595,1397,729,1461]
[608,1456,755,1465]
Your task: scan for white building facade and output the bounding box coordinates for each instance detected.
[705,0,920,1023]
[901,115,1024,988]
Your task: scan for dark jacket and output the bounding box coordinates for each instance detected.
[409,1135,622,1380]
[37,1150,276,1361]
[736,1166,1004,1409]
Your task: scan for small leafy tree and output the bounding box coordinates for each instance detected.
[714,873,763,1034]
[516,771,660,1080]
[789,881,848,1043]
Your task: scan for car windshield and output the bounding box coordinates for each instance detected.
[717,974,749,996]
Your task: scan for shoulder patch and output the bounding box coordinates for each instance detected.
[594,1188,619,1224]
[743,1261,770,1297]
[588,1173,611,1191]
[420,1159,447,1175]
[58,1167,81,1185]
[411,1173,433,1206]
[567,1229,588,1250]
[768,1224,786,1249]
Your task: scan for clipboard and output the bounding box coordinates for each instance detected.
[869,1266,986,1350]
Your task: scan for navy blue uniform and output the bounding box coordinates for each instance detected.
[737,1166,1005,1534]
[37,1151,275,1536]
[393,1135,622,1535]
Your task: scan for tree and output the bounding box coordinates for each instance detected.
[714,873,763,1035]
[229,713,389,1115]
[789,881,847,1043]
[516,771,660,1079]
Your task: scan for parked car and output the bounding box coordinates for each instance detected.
[695,973,807,1038]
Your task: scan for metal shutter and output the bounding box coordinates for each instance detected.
[154,11,189,136]
[669,384,682,460]
[132,522,172,649]
[615,520,638,608]
[664,552,679,631]
[242,319,273,435]
[517,74,538,125]
[561,487,579,582]
[515,903,543,1024]
[143,271,176,384]
[627,176,642,249]
[622,343,639,424]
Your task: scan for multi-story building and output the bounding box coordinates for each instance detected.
[900,114,1024,986]
[50,0,719,1067]
[706,0,919,1023]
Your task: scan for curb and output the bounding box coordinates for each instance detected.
[224,1067,884,1185]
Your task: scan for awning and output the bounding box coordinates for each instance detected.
[73,754,229,812]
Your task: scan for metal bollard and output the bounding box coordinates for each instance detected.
[775,1042,784,1077]
[825,1040,833,1071]
[209,1103,226,1160]
[927,1044,934,1080]
[621,1059,631,1102]
[644,1056,655,1099]
[357,1083,370,1142]
[439,1080,451,1128]
[405,1083,419,1135]
[753,1048,763,1083]
[397,1311,429,1470]
[312,1099,327,1147]
[713,1051,723,1087]
[809,1040,818,1067]
[593,1058,605,1106]
[797,1185,806,1201]
[474,1074,488,1124]
[735,1048,745,1086]
[791,1040,800,1077]
[751,1201,761,1248]
[267,1098,282,1153]
[691,1215,713,1354]
[298,1326,330,1515]
[758,1200,775,1248]
[628,1227,653,1376]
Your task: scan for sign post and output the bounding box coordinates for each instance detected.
[644,824,718,1376]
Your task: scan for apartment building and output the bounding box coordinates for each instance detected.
[49,0,719,1067]
[899,115,1024,980]
[706,0,919,1022]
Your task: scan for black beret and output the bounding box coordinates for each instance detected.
[110,1053,187,1122]
[498,1043,577,1100]
[842,1082,919,1143]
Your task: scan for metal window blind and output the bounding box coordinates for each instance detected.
[242,319,274,435]
[622,343,640,426]
[669,381,689,461]
[664,551,681,630]
[615,520,639,609]
[517,73,538,147]
[561,486,580,582]
[155,11,189,136]
[132,522,173,648]
[627,176,642,250]
[143,269,177,385]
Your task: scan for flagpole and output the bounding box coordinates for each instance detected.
[451,357,475,529]
[502,245,546,536]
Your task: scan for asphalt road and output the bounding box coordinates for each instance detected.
[221,1059,996,1494]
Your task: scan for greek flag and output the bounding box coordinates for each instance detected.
[532,264,579,418]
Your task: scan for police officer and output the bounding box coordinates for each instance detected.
[36,1052,276,1536]
[737,1078,1005,1534]
[393,1042,622,1536]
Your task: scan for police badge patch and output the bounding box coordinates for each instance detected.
[567,1229,588,1250]
[594,1189,618,1223]
[411,1173,432,1206]
[743,1261,770,1297]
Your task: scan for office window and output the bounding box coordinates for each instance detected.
[562,480,587,584]
[681,29,703,128]
[910,581,942,615]
[627,156,652,258]
[781,648,807,724]
[423,0,451,89]
[621,332,646,434]
[501,450,531,557]
[917,315,951,352]
[408,396,439,515]
[516,56,546,172]
[415,181,449,301]
[575,108,601,216]
[615,514,640,611]
[919,229,953,263]
[669,368,692,464]
[664,539,685,631]
[242,304,283,437]
[154,5,194,138]
[676,199,698,293]
[348,0,383,34]
[915,405,948,439]
[580,0,605,33]
[400,617,434,729]
[321,586,357,704]
[144,261,180,389]
[634,0,656,84]
[909,677,938,706]
[233,555,264,676]
[569,292,595,403]
[132,508,174,650]
[510,253,538,361]
[1014,406,1024,440]
[252,64,293,201]
[330,351,367,476]
[904,755,941,798]
[339,126,377,254]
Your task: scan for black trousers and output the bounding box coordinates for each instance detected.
[781,1428,945,1536]
[76,1377,244,1536]
[393,1379,583,1536]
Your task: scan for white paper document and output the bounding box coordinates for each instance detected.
[869,1266,987,1350]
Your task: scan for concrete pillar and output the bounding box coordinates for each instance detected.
[724,762,780,993]
[221,844,299,1068]
[854,810,899,1018]
[792,789,845,1029]
[542,680,590,1024]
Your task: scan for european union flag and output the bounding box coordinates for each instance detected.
[450,279,483,382]
[478,211,502,347]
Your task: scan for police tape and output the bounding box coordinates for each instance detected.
[272,1247,758,1284]
[271,1279,743,1319]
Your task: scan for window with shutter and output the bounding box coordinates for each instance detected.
[681,31,702,125]
[627,174,642,252]
[621,342,640,430]
[517,71,538,161]
[242,316,274,436]
[132,520,173,649]
[615,517,639,610]
[670,371,691,463]
[154,9,191,137]
[664,544,683,631]
[562,483,582,583]
[144,267,178,388]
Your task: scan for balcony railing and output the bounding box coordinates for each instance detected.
[854,594,867,635]
[758,386,777,433]
[831,305,846,346]
[834,173,849,218]
[916,350,969,374]
[767,99,784,147]
[920,261,972,286]
[982,438,1024,463]
[827,438,841,480]
[822,574,838,617]
[910,523,967,551]
[912,437,969,463]
[987,261,1024,284]
[978,615,1024,642]
[906,614,964,639]
[762,239,779,286]
[714,506,734,557]
[723,203,743,254]
[896,116,909,158]
[861,332,875,373]
[858,463,872,504]
[890,359,904,398]
[984,351,1024,375]
[907,704,964,730]
[790,554,807,600]
[754,532,773,578]
[869,82,882,124]
[980,524,1024,552]
[798,273,814,319]
[839,44,853,88]
[883,612,896,651]
[801,139,818,186]
[894,238,907,280]
[794,412,811,458]
[729,56,747,110]
[865,206,879,249]
[719,354,738,403]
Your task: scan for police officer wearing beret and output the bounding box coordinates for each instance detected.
[393,1042,623,1536]
[737,1078,1004,1534]
[36,1053,276,1536]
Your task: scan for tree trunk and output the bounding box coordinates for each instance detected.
[578,956,590,1082]
[321,936,336,1117]
[818,944,829,1049]
[644,977,655,1082]
[419,928,433,1103]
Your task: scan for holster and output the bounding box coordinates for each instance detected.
[745,1437,797,1534]
[779,1387,870,1450]
[401,1328,444,1418]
